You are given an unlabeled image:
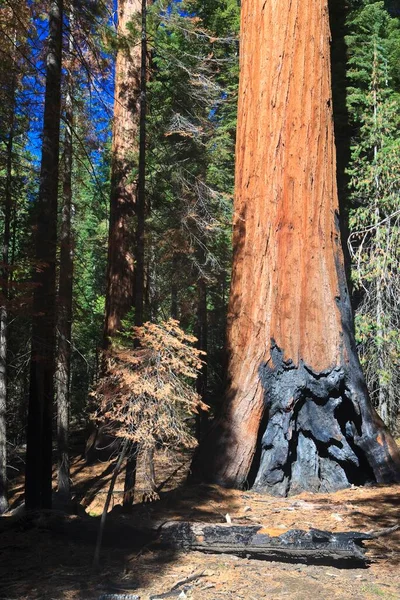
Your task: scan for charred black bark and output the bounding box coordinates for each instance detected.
[158,522,398,566]
[253,342,400,496]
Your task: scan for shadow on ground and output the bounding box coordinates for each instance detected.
[1,443,400,599]
[0,480,242,599]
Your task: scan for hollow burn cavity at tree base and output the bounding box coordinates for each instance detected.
[252,343,400,497]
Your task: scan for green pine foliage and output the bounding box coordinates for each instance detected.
[142,0,239,408]
[346,0,400,429]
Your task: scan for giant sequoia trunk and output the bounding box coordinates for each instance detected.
[192,0,400,495]
[103,0,141,346]
[25,0,63,509]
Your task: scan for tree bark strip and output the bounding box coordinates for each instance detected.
[103,0,142,346]
[192,0,400,495]
[195,277,208,441]
[56,9,75,501]
[25,0,63,510]
[122,0,148,510]
[0,42,17,515]
[133,0,148,331]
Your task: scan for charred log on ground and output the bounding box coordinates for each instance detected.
[158,522,398,567]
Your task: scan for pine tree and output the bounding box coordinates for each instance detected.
[25,0,64,510]
[146,0,238,417]
[346,1,400,430]
[55,6,75,503]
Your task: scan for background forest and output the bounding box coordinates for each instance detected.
[0,0,399,514]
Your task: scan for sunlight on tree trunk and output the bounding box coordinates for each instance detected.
[103,0,142,346]
[192,0,400,495]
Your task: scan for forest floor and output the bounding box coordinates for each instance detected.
[1,442,400,600]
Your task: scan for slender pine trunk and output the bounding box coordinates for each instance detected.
[371,47,388,426]
[123,0,148,510]
[195,277,208,441]
[134,0,147,331]
[170,255,179,320]
[0,58,16,515]
[56,11,74,501]
[93,439,128,568]
[25,0,63,510]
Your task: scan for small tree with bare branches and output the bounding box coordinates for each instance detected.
[92,319,206,566]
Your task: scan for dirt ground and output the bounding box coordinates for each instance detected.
[1,448,399,600]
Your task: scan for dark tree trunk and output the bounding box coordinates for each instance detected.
[25,0,63,510]
[123,445,138,507]
[0,300,7,514]
[192,0,400,495]
[328,0,353,289]
[170,254,179,320]
[195,277,208,441]
[0,56,17,515]
[56,12,74,501]
[146,445,156,492]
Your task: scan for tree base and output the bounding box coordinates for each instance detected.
[252,344,400,496]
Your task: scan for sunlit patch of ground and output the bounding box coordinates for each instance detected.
[1,445,399,599]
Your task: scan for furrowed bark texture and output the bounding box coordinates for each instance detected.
[104,0,141,344]
[192,0,400,495]
[133,0,147,331]
[25,0,63,509]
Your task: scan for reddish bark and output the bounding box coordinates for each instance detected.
[133,0,147,330]
[192,0,400,495]
[102,0,148,510]
[104,0,141,345]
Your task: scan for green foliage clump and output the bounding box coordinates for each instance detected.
[346,0,400,429]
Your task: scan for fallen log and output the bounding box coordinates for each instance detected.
[158,522,399,566]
